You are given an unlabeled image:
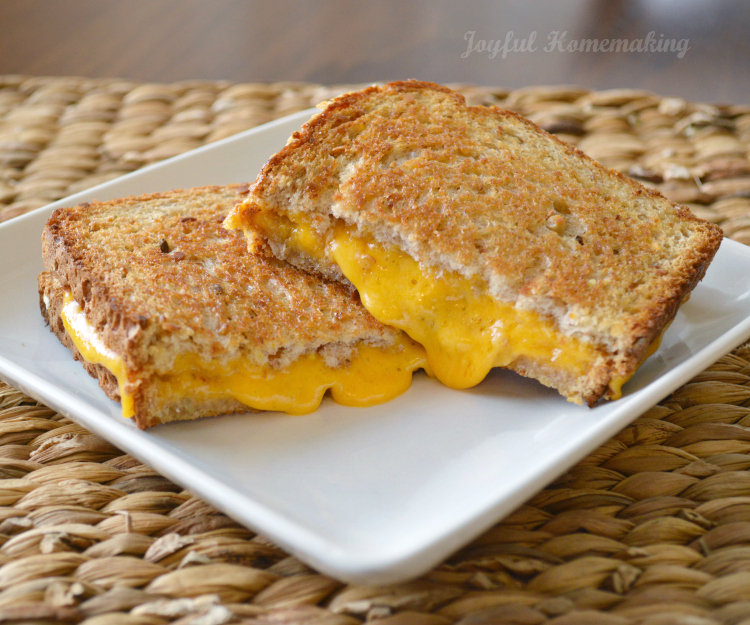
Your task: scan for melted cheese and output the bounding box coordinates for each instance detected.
[251,213,665,401]
[60,292,427,419]
[328,226,600,390]
[62,294,135,418]
[160,341,427,415]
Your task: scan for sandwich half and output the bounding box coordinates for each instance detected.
[224,80,723,406]
[39,185,427,429]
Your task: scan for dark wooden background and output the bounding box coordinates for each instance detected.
[1,0,748,105]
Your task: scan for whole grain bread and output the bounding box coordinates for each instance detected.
[225,80,723,405]
[40,185,401,428]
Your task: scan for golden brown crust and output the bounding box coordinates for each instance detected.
[40,185,400,428]
[227,80,723,405]
[40,271,251,428]
[39,271,122,402]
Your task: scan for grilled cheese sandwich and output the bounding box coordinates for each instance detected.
[40,185,428,428]
[225,81,722,405]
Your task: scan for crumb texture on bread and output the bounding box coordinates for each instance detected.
[227,81,723,404]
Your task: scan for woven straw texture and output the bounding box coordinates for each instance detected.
[1,76,750,624]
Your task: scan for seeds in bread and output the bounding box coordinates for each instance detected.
[225,80,723,405]
[40,185,424,428]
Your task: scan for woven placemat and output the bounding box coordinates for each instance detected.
[2,76,750,243]
[1,76,750,624]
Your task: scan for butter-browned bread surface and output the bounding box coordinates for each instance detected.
[225,80,723,405]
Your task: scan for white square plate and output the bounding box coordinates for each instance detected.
[2,109,750,584]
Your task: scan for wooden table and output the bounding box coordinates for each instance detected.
[1,0,748,105]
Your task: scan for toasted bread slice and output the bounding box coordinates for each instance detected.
[225,81,723,406]
[40,185,426,428]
